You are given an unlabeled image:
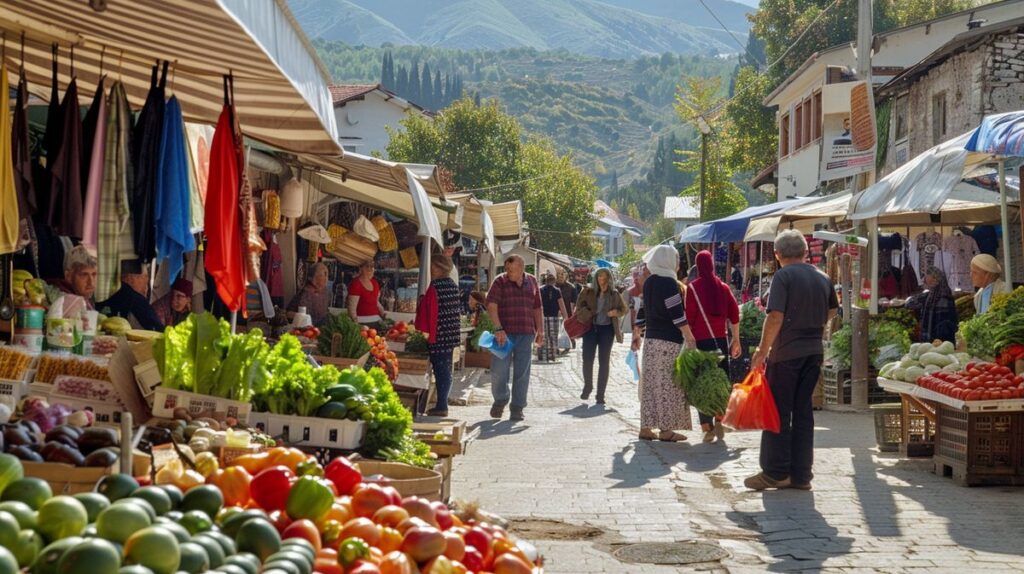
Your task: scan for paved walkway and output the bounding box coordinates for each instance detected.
[447,339,1024,573]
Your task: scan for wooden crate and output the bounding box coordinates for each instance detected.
[464,350,491,369]
[313,353,368,369]
[434,456,453,503]
[23,451,151,495]
[396,354,431,376]
[413,419,472,456]
[933,404,1024,486]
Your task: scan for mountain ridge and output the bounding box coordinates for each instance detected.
[289,0,753,59]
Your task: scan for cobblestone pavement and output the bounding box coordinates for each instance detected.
[448,338,1024,573]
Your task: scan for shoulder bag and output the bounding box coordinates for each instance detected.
[563,289,593,339]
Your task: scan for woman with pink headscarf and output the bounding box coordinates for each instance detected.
[684,250,741,443]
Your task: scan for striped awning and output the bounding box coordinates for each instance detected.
[296,151,446,198]
[1,0,341,155]
[485,200,524,241]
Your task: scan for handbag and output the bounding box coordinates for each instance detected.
[563,314,591,339]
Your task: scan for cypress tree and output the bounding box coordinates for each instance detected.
[434,69,443,108]
[409,61,421,104]
[396,65,408,97]
[421,62,433,108]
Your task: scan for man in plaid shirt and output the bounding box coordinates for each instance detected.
[486,255,543,421]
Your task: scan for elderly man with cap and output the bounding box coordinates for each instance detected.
[96,261,164,331]
[971,254,1011,314]
[48,245,98,308]
[152,279,194,327]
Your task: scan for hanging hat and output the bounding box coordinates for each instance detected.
[971,253,1002,274]
[642,245,679,279]
[297,222,331,244]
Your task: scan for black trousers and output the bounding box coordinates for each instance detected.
[695,337,730,426]
[581,323,615,399]
[760,354,823,484]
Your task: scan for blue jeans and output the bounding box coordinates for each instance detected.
[490,333,534,412]
[430,348,454,411]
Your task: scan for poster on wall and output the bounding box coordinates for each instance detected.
[819,80,876,181]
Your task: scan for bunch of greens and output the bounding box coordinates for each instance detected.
[738,300,765,340]
[404,331,429,354]
[252,335,338,416]
[828,324,853,369]
[955,295,976,322]
[674,349,731,416]
[828,320,910,370]
[337,366,424,463]
[317,312,371,358]
[378,434,435,469]
[469,313,496,351]
[960,313,997,359]
[876,307,916,332]
[153,312,270,401]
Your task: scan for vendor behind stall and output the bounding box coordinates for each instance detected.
[95,261,164,331]
[288,262,330,326]
[152,279,193,327]
[907,267,958,343]
[348,259,388,326]
[48,245,97,310]
[971,254,1011,314]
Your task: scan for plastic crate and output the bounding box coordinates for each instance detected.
[933,404,1024,486]
[901,397,935,458]
[247,412,366,449]
[27,382,127,427]
[151,387,251,423]
[0,379,28,409]
[822,365,892,405]
[872,403,902,452]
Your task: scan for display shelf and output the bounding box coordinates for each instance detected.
[878,377,1024,413]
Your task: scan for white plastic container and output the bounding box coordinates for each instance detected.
[247,412,366,449]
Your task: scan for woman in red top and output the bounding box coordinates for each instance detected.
[348,260,388,326]
[685,250,742,443]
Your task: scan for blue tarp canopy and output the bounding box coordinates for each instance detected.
[677,197,815,244]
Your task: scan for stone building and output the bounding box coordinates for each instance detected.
[877,17,1024,175]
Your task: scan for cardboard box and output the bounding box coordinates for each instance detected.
[248,412,366,449]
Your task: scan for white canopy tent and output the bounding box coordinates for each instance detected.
[2,0,341,154]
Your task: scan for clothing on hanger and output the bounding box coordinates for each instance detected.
[95,81,137,302]
[913,230,944,279]
[81,77,108,252]
[48,76,84,239]
[942,232,979,293]
[131,62,169,263]
[154,95,195,282]
[0,64,19,254]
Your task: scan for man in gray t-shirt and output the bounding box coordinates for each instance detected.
[745,230,838,492]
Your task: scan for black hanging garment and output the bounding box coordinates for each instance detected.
[48,76,84,240]
[12,68,35,220]
[130,61,169,263]
[36,45,63,222]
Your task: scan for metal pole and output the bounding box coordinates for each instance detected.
[700,131,708,222]
[869,219,880,314]
[999,160,1011,284]
[841,252,852,325]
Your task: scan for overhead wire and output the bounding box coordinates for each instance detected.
[697,0,764,68]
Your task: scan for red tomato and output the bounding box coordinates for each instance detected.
[349,560,382,574]
[251,465,296,511]
[314,558,344,574]
[283,519,323,552]
[269,509,293,534]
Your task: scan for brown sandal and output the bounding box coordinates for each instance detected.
[638,429,658,440]
[658,431,688,442]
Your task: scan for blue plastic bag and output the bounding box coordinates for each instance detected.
[478,330,513,359]
[625,349,640,383]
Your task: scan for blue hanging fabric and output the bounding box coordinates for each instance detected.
[154,95,195,281]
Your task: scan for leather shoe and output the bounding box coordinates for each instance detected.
[510,410,525,421]
[489,405,504,419]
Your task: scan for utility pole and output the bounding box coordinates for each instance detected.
[697,116,711,222]
[850,0,874,409]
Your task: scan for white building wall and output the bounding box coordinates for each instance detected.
[333,91,416,159]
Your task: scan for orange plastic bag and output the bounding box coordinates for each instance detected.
[721,368,781,433]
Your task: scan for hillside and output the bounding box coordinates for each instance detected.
[289,0,751,59]
[312,41,737,193]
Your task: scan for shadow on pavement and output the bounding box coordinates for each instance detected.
[470,419,530,440]
[557,404,614,418]
[875,458,1024,555]
[605,441,694,489]
[850,447,902,538]
[676,442,745,474]
[727,491,854,572]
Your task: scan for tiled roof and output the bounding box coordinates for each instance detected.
[329,84,380,104]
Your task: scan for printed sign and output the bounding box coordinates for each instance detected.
[819,81,876,181]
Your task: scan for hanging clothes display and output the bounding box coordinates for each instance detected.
[95,81,137,302]
[0,64,19,254]
[233,113,264,285]
[942,231,979,293]
[48,75,84,239]
[154,95,195,282]
[81,77,108,252]
[971,225,998,257]
[260,229,283,303]
[911,231,944,280]
[130,62,169,263]
[13,66,35,222]
[37,45,62,221]
[204,77,245,312]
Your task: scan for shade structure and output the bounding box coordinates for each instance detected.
[679,197,816,243]
[746,192,855,241]
[2,0,340,155]
[483,200,524,242]
[965,110,1024,156]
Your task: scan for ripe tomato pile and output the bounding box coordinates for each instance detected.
[916,362,1024,401]
[362,327,399,381]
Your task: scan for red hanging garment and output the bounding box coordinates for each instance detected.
[203,81,244,312]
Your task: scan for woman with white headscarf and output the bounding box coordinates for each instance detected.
[631,245,696,442]
[971,254,1010,314]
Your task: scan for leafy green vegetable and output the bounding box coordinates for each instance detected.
[469,313,495,351]
[336,366,425,463]
[404,331,428,354]
[317,313,371,358]
[674,349,730,416]
[253,335,339,416]
[828,319,910,370]
[738,300,765,340]
[379,434,435,469]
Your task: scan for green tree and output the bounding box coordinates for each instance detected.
[649,217,677,245]
[674,76,748,221]
[387,98,523,197]
[387,99,598,258]
[616,238,642,269]
[724,66,778,174]
[518,140,598,258]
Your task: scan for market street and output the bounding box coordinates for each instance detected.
[452,340,1024,573]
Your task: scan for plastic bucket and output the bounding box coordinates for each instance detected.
[477,331,513,359]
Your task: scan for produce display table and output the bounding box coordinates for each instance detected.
[878,377,1024,485]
